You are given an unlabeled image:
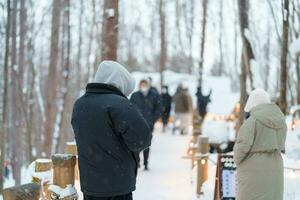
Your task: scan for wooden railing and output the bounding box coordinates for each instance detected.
[3,142,79,200]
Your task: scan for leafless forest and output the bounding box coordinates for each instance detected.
[0,0,300,194]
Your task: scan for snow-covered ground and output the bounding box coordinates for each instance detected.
[1,122,300,200]
[134,125,197,200]
[133,123,300,200]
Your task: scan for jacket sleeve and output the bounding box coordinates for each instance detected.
[109,100,152,152]
[233,117,256,165]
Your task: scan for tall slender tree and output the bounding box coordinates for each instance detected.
[198,0,208,90]
[43,0,62,156]
[10,0,23,185]
[159,0,166,89]
[279,0,290,114]
[237,0,255,127]
[0,0,11,194]
[101,0,119,61]
[54,0,71,154]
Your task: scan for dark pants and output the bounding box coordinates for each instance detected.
[136,147,150,167]
[162,113,170,126]
[84,193,132,200]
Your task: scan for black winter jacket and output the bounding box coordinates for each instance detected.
[71,83,151,197]
[130,90,162,130]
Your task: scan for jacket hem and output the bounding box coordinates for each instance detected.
[82,186,136,197]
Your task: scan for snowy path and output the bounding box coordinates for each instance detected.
[133,129,198,200]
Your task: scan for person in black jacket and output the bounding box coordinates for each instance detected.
[196,86,212,121]
[71,61,151,200]
[130,79,162,170]
[161,86,172,132]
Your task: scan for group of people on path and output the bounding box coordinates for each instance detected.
[71,61,287,200]
[71,61,211,200]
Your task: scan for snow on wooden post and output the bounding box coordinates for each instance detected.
[196,136,209,196]
[65,141,79,180]
[3,183,41,200]
[32,158,52,199]
[52,154,76,188]
[35,159,52,172]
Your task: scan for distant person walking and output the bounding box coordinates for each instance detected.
[148,77,159,95]
[196,87,211,122]
[234,89,287,200]
[161,86,172,132]
[71,61,151,200]
[130,79,162,170]
[173,84,193,135]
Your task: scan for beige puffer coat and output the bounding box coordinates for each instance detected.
[234,103,287,200]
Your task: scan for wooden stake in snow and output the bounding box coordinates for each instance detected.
[193,112,202,137]
[3,183,40,200]
[65,142,79,180]
[52,154,76,188]
[32,158,52,199]
[196,136,209,196]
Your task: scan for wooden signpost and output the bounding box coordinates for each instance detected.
[214,154,237,200]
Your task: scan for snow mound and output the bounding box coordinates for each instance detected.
[48,184,78,199]
[202,120,231,144]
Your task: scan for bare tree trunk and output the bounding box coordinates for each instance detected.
[175,0,184,53]
[19,0,33,165]
[159,0,166,89]
[291,0,300,105]
[237,0,255,128]
[43,0,61,157]
[198,0,208,90]
[54,0,71,153]
[218,0,224,76]
[183,0,195,74]
[0,0,11,194]
[263,23,271,91]
[279,0,289,114]
[101,0,119,61]
[296,57,300,105]
[76,0,83,89]
[19,0,26,82]
[85,0,97,84]
[10,0,23,185]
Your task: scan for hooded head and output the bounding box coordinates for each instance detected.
[94,60,135,96]
[244,88,271,112]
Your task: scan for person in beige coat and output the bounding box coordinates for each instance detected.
[234,89,287,200]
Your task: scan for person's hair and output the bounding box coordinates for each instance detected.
[139,79,149,85]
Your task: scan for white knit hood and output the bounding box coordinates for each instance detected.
[94,60,135,96]
[244,88,271,112]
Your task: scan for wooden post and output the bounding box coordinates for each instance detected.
[65,142,79,180]
[52,154,76,188]
[196,136,209,196]
[193,112,202,137]
[3,183,40,200]
[32,158,52,199]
